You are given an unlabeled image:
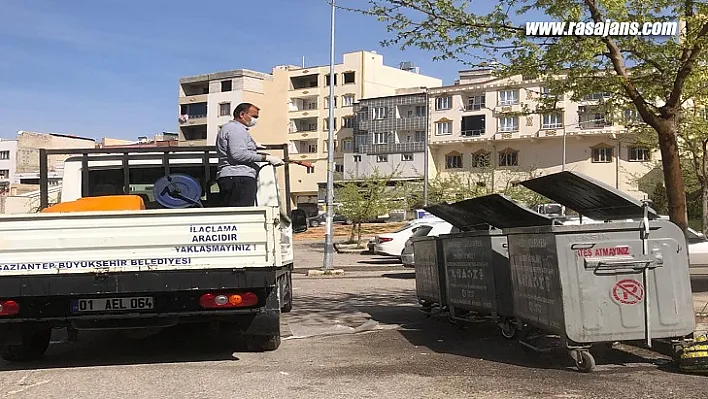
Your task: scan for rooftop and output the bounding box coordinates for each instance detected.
[179,68,273,84]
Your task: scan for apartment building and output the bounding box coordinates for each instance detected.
[178,69,286,146]
[344,88,429,183]
[427,69,658,199]
[178,51,441,207]
[0,139,18,194]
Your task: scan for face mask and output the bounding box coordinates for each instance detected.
[247,116,258,127]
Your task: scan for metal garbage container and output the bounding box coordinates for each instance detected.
[505,171,696,372]
[411,234,446,312]
[424,194,555,338]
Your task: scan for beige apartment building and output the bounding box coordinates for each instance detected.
[427,70,658,200]
[177,51,441,207]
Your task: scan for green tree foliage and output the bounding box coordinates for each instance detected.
[344,0,708,231]
[336,169,401,245]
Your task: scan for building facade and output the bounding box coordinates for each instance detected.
[178,51,441,207]
[427,70,657,200]
[344,89,428,182]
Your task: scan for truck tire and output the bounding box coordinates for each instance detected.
[0,328,51,362]
[280,272,293,313]
[245,334,281,352]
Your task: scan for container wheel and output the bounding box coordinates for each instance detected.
[0,328,52,362]
[499,321,517,340]
[575,350,595,373]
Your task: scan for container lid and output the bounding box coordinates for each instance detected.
[425,193,554,229]
[520,171,658,221]
[423,203,490,231]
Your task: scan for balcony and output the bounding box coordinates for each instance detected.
[179,102,207,125]
[461,129,485,137]
[355,142,425,155]
[181,81,209,96]
[358,116,426,131]
[179,94,208,104]
[290,74,319,90]
[289,117,318,133]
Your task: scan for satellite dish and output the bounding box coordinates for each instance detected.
[153,174,203,208]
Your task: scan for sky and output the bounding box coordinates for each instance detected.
[0,0,496,141]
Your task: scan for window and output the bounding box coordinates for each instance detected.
[343,72,355,84]
[335,164,344,173]
[343,139,353,152]
[373,132,389,144]
[373,107,387,119]
[592,147,613,163]
[402,153,414,161]
[377,155,388,163]
[435,121,452,135]
[540,87,552,97]
[467,95,485,111]
[498,149,519,166]
[306,166,315,174]
[472,151,490,168]
[221,80,232,92]
[414,131,425,142]
[415,105,426,117]
[323,118,337,130]
[325,96,337,109]
[0,151,9,160]
[353,155,362,162]
[0,170,8,178]
[624,108,640,122]
[542,113,562,129]
[498,115,519,132]
[325,74,337,86]
[629,147,650,162]
[343,94,355,107]
[498,90,518,105]
[435,97,452,110]
[307,144,317,153]
[583,92,611,101]
[219,102,231,117]
[342,116,353,128]
[445,153,462,169]
[354,135,366,149]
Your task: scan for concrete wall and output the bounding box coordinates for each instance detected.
[343,151,424,180]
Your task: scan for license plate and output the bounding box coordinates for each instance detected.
[71,297,154,313]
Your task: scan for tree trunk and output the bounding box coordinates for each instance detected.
[702,182,708,236]
[702,140,708,236]
[356,223,363,246]
[656,122,688,232]
[349,223,356,243]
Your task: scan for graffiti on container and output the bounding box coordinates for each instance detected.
[576,246,630,258]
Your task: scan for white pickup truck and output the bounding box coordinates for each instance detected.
[0,145,309,362]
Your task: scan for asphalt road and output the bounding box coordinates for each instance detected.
[0,241,706,398]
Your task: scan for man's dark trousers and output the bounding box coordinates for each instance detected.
[218,176,257,207]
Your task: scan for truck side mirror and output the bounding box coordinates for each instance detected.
[291,209,308,233]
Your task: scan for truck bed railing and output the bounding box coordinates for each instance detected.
[39,144,292,213]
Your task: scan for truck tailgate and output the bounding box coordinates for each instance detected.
[0,206,280,276]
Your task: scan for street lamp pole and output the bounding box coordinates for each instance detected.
[323,0,336,271]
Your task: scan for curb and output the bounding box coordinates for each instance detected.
[306,269,345,276]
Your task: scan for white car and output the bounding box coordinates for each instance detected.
[373,218,445,258]
[401,222,457,267]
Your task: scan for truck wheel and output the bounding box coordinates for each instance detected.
[245,334,281,352]
[280,272,293,313]
[0,328,52,362]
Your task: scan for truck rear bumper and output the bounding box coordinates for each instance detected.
[0,267,290,343]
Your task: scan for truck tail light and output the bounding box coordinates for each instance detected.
[0,300,20,316]
[199,292,258,309]
[378,237,393,243]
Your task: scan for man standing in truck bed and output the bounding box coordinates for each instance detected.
[215,102,284,206]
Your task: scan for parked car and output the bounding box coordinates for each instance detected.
[306,212,351,227]
[373,218,446,258]
[401,222,457,268]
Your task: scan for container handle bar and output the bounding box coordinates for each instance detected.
[584,256,661,272]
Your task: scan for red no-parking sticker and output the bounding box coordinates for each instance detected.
[612,279,644,305]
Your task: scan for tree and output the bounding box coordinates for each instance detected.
[336,169,401,245]
[346,0,708,231]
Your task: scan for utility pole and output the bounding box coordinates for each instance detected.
[423,88,429,206]
[323,0,336,271]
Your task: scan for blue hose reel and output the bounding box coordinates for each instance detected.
[153,174,203,208]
